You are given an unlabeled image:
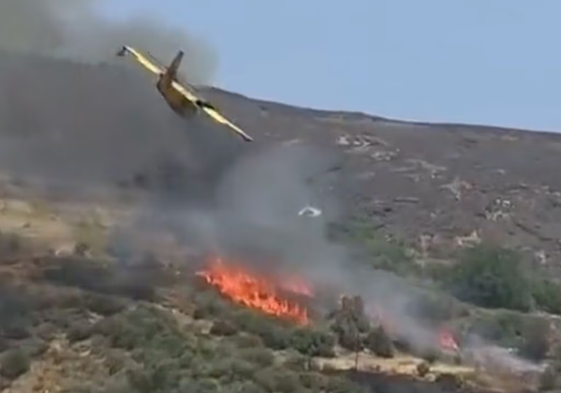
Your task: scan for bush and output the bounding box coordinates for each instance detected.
[239,347,275,367]
[0,349,30,379]
[230,311,290,350]
[298,371,327,390]
[532,279,561,315]
[42,258,110,291]
[364,327,394,358]
[284,354,310,372]
[467,312,525,347]
[192,294,228,320]
[448,244,532,311]
[416,361,431,377]
[105,352,126,376]
[254,367,302,393]
[234,334,263,349]
[225,381,266,393]
[337,323,362,352]
[289,328,336,358]
[518,317,550,361]
[209,320,237,337]
[67,320,94,343]
[21,338,49,358]
[84,293,126,316]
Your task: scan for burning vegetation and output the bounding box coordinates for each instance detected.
[196,256,462,357]
[196,256,312,325]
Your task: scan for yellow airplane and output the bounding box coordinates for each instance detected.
[116,45,253,142]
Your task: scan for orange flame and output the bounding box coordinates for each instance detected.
[196,257,310,325]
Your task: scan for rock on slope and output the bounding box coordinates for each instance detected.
[1,53,561,271]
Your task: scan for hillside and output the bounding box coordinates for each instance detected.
[202,88,561,271]
[0,53,560,392]
[2,53,561,265]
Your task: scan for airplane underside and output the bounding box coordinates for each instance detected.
[157,84,197,117]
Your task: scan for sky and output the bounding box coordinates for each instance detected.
[100,1,560,132]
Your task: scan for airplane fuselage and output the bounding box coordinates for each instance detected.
[156,74,197,117]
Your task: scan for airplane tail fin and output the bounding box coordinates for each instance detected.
[164,50,184,80]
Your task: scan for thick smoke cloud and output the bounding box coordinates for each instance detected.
[0,0,217,84]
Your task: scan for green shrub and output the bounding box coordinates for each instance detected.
[192,293,229,320]
[336,323,361,351]
[253,367,302,393]
[298,371,327,390]
[238,347,275,367]
[467,312,525,347]
[447,244,532,311]
[21,338,49,358]
[67,321,94,342]
[230,310,290,350]
[364,326,394,358]
[289,328,336,357]
[0,349,30,379]
[233,334,263,349]
[532,279,561,315]
[84,293,125,316]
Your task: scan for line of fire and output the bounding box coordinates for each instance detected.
[193,255,461,356]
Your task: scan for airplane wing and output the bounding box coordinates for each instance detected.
[116,45,164,75]
[200,105,254,142]
[171,81,253,142]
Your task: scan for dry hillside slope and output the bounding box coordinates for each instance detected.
[1,53,560,270]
